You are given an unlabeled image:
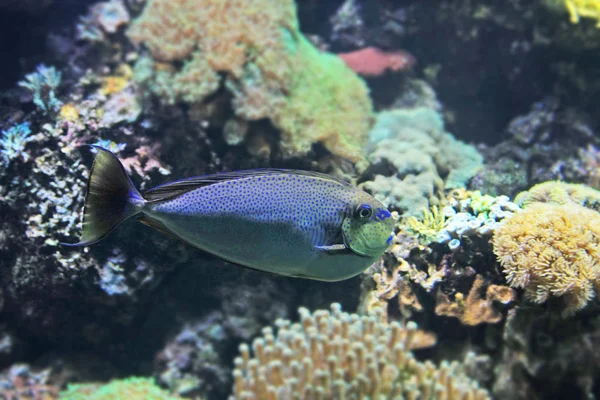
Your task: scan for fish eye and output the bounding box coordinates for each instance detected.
[355,204,372,219]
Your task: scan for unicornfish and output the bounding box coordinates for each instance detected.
[65,146,395,281]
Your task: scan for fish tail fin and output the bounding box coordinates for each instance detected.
[62,146,145,246]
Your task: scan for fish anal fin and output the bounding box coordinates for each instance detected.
[138,215,182,242]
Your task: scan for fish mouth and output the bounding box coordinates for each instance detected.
[342,231,384,258]
[386,233,394,245]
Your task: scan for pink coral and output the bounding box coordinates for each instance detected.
[338,47,416,77]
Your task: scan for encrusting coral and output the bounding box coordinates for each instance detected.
[435,275,516,326]
[361,107,483,216]
[127,0,373,162]
[514,180,600,211]
[230,303,489,400]
[493,201,600,316]
[58,377,184,400]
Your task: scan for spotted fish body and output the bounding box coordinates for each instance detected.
[66,147,395,281]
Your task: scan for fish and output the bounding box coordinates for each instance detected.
[64,146,395,281]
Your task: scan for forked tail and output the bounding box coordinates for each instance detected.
[62,146,145,246]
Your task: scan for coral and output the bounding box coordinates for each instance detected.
[435,275,516,326]
[435,191,520,251]
[127,0,373,161]
[92,139,127,155]
[77,0,130,41]
[514,180,600,211]
[361,172,443,218]
[565,0,600,27]
[18,64,62,114]
[22,148,88,247]
[120,144,171,181]
[0,363,59,400]
[99,89,142,128]
[580,144,600,188]
[0,122,33,166]
[493,202,600,316]
[361,107,483,215]
[59,104,80,122]
[230,303,489,399]
[59,377,182,400]
[364,260,428,321]
[337,47,415,76]
[403,206,447,246]
[155,312,228,398]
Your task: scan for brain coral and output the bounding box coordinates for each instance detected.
[514,180,600,211]
[127,0,373,162]
[493,202,600,316]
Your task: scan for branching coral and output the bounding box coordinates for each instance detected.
[565,0,600,27]
[364,260,427,321]
[230,303,489,400]
[1,122,33,166]
[127,0,373,162]
[18,64,62,114]
[493,202,600,316]
[435,275,516,326]
[403,205,447,245]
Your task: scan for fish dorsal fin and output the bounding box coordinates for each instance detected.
[142,169,353,202]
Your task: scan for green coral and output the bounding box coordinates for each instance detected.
[59,377,183,400]
[403,206,448,245]
[128,0,372,162]
[362,108,483,215]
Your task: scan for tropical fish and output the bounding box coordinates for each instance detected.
[65,147,395,281]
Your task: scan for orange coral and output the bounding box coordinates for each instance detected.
[493,202,600,316]
[127,0,373,162]
[366,260,425,320]
[435,275,516,325]
[337,47,416,77]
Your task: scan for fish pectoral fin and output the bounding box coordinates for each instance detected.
[315,243,347,252]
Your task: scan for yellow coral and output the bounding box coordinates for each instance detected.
[435,275,516,325]
[230,303,489,400]
[565,0,600,27]
[493,202,600,316]
[59,104,80,121]
[403,205,447,245]
[514,180,600,211]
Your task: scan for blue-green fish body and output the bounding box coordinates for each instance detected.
[67,147,395,281]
